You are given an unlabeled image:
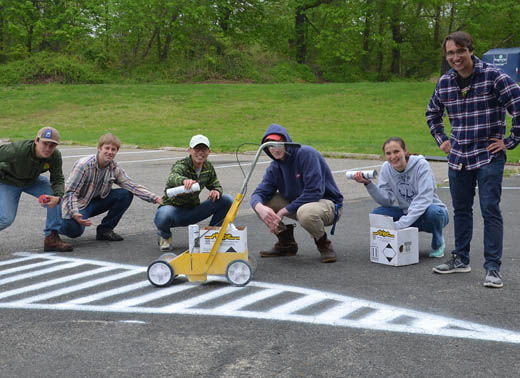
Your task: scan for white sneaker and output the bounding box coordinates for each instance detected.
[159,236,173,252]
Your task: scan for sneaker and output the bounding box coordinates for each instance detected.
[429,242,445,258]
[432,255,471,274]
[159,236,173,252]
[484,270,503,288]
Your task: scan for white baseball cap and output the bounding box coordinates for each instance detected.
[189,134,210,148]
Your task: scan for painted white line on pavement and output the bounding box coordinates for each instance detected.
[67,281,150,305]
[332,164,382,174]
[0,259,63,276]
[62,150,166,159]
[0,265,116,299]
[1,253,520,344]
[112,283,195,308]
[13,269,142,305]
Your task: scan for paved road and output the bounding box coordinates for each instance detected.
[1,146,519,378]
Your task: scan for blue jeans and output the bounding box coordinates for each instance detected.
[372,205,449,250]
[448,153,505,271]
[0,176,63,236]
[154,194,233,238]
[60,188,133,238]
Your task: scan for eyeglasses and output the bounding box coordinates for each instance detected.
[193,145,209,153]
[445,48,468,58]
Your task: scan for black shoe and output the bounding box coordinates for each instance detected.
[96,229,124,241]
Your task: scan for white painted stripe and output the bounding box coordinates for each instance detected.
[0,261,83,286]
[214,161,270,169]
[13,252,147,271]
[315,302,364,321]
[440,186,520,190]
[160,286,241,311]
[62,150,166,159]
[213,288,283,312]
[67,281,150,304]
[357,308,400,325]
[13,269,141,304]
[117,157,183,164]
[0,254,43,266]
[411,318,450,331]
[3,253,520,344]
[0,266,115,299]
[111,283,195,307]
[268,294,324,315]
[332,164,382,174]
[0,259,64,276]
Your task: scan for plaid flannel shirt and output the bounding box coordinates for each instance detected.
[62,154,159,219]
[426,57,520,170]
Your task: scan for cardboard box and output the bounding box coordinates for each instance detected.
[189,225,247,253]
[369,214,418,266]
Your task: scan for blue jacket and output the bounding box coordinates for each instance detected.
[250,124,343,214]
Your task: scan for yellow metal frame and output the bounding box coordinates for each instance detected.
[167,193,247,282]
[150,141,299,285]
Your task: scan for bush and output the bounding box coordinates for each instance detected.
[0,52,105,85]
[267,61,317,83]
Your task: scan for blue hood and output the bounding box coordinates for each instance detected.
[262,123,297,160]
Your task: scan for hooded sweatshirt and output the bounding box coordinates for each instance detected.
[365,154,446,229]
[250,124,343,214]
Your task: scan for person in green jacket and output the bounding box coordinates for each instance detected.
[154,134,233,251]
[0,127,72,252]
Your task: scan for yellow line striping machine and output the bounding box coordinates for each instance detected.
[147,141,299,287]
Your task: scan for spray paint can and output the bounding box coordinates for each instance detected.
[345,170,378,180]
[38,195,50,207]
[166,182,201,198]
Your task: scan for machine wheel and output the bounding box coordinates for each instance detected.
[226,260,252,286]
[147,260,175,287]
[159,252,177,262]
[248,254,258,274]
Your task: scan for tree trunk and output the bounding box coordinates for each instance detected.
[390,2,402,75]
[294,0,333,64]
[432,4,441,49]
[295,7,306,63]
[143,27,159,58]
[0,6,4,54]
[362,0,373,53]
[27,24,34,54]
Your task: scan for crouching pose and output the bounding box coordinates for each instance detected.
[60,133,162,243]
[154,134,233,251]
[353,137,449,258]
[250,123,343,263]
[0,127,72,252]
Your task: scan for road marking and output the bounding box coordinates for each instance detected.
[1,252,520,344]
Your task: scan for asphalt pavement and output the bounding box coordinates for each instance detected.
[1,145,519,378]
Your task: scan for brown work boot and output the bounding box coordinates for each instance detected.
[259,224,298,257]
[44,231,73,252]
[315,232,336,263]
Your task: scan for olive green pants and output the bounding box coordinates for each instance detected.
[261,193,341,239]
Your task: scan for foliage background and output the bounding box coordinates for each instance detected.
[1,0,519,84]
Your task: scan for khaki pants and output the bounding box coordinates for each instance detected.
[262,193,341,239]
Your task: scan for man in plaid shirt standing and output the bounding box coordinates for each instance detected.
[426,31,520,288]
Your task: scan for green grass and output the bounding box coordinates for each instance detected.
[1,82,518,162]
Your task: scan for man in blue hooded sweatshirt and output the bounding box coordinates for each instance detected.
[250,124,343,263]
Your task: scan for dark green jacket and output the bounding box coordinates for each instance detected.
[0,140,65,197]
[161,156,223,208]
